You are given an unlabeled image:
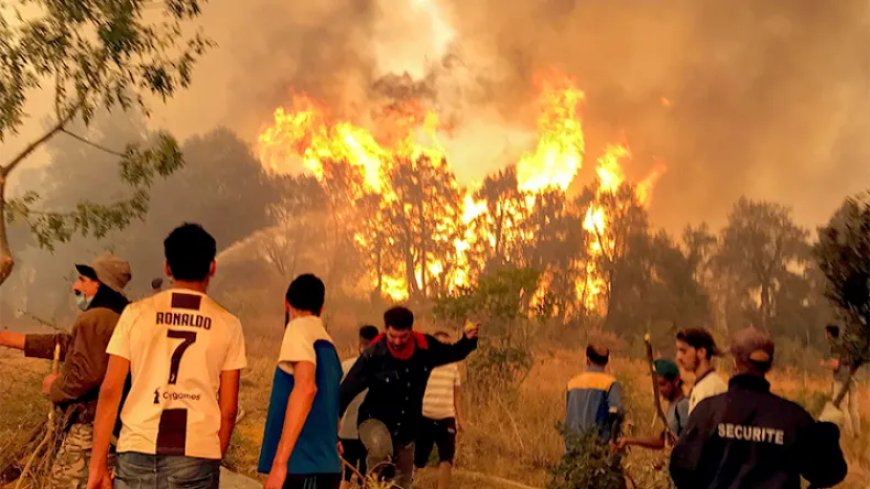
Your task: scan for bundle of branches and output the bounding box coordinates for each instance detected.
[0,407,75,489]
[0,343,65,489]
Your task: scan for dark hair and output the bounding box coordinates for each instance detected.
[285,274,325,315]
[384,306,414,330]
[164,223,216,281]
[586,344,610,366]
[825,324,840,338]
[676,328,720,360]
[359,324,379,342]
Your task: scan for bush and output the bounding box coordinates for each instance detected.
[548,426,626,489]
[466,339,533,402]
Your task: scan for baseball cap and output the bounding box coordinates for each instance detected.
[75,253,132,295]
[730,327,775,368]
[654,359,680,381]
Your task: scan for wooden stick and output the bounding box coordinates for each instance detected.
[15,341,61,489]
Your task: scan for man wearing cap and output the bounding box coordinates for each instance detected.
[675,328,727,413]
[565,344,623,443]
[615,359,689,452]
[0,253,131,489]
[670,328,848,489]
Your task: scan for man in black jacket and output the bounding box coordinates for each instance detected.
[670,327,847,489]
[339,307,478,488]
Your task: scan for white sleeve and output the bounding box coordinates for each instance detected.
[106,307,135,360]
[277,324,316,374]
[222,318,247,371]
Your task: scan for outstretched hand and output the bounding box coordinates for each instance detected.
[464,322,480,340]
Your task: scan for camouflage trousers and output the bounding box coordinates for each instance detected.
[46,423,93,489]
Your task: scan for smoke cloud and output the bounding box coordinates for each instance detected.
[119,0,870,231]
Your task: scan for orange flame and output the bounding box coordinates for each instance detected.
[516,80,585,193]
[257,76,665,310]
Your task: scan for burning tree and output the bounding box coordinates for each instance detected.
[257,74,670,323]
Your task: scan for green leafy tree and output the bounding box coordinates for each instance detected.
[0,0,212,285]
[713,197,810,331]
[815,190,870,403]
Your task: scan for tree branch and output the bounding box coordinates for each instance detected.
[1,108,79,177]
[60,128,126,157]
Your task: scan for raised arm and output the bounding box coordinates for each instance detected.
[428,329,479,368]
[0,331,25,350]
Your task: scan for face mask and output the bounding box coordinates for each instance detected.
[75,291,93,311]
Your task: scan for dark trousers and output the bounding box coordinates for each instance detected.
[282,473,341,489]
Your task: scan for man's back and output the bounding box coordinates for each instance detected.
[671,374,847,489]
[259,316,343,475]
[422,362,460,420]
[565,368,621,440]
[107,289,247,459]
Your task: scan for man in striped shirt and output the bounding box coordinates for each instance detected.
[414,331,464,489]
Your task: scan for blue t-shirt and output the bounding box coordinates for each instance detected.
[258,316,342,475]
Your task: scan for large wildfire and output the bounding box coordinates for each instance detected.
[257,74,665,317]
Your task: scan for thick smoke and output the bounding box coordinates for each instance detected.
[103,0,870,231]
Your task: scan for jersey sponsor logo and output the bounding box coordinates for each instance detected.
[156,312,212,330]
[717,423,785,445]
[161,390,202,402]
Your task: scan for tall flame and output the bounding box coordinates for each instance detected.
[257,75,665,311]
[516,81,585,193]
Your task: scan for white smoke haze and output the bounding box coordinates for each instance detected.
[6,0,870,232]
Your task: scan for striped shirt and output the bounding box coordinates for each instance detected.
[422,363,460,420]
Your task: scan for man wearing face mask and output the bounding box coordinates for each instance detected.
[0,253,131,489]
[339,307,479,489]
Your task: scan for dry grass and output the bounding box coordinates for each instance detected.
[1,329,868,489]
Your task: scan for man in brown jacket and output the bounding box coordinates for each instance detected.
[0,253,131,489]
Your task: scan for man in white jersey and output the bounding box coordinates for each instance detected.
[675,328,727,413]
[87,223,247,489]
[414,331,464,489]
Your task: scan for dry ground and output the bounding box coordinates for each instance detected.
[2,327,869,489]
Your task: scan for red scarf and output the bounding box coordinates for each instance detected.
[373,332,429,360]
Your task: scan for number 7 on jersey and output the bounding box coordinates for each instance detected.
[167,330,197,385]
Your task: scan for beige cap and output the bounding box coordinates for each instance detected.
[75,253,132,295]
[730,327,775,366]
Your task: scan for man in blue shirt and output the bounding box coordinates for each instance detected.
[259,274,343,489]
[615,359,689,452]
[565,344,622,442]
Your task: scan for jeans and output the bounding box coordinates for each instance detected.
[114,452,220,489]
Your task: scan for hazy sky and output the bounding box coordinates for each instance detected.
[7,0,870,233]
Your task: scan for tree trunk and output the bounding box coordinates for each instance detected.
[759,279,770,331]
[833,363,861,409]
[0,176,14,287]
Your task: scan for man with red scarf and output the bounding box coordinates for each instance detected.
[339,306,479,488]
